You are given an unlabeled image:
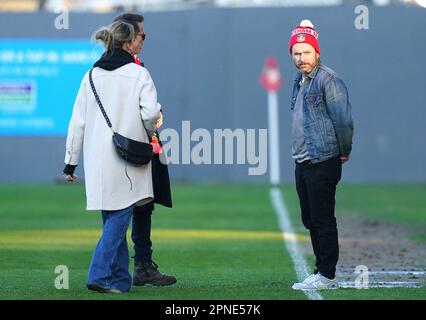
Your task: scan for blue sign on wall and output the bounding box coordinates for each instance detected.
[0,40,103,135]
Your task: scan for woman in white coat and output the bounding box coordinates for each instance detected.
[63,19,161,293]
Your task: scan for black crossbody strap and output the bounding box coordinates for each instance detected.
[88,68,115,133]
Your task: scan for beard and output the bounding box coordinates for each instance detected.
[296,58,318,74]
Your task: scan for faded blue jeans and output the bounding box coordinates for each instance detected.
[87,204,134,292]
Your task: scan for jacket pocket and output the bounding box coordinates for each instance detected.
[305,93,323,107]
[305,93,328,153]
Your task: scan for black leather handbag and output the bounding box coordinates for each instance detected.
[89,68,153,166]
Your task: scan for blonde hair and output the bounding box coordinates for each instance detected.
[93,20,136,52]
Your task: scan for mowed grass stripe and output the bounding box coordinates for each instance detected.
[0,228,310,248]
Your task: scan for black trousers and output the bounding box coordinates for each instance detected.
[132,202,155,263]
[295,156,342,279]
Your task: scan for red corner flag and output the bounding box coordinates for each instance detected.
[260,55,282,92]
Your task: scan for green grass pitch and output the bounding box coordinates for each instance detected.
[0,183,425,300]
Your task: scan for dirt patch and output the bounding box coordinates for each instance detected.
[298,214,426,286]
[337,215,426,270]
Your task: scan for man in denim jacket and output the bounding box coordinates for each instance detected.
[289,20,353,290]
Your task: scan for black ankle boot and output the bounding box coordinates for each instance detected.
[133,260,177,286]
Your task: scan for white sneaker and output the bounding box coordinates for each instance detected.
[303,273,318,283]
[292,273,338,290]
[291,273,316,289]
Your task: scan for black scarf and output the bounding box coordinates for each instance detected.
[93,48,135,71]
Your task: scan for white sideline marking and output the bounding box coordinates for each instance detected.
[270,187,323,300]
[339,281,424,288]
[337,269,426,288]
[337,270,426,276]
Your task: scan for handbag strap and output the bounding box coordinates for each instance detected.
[88,68,115,133]
[88,68,154,140]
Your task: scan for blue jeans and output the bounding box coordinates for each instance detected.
[87,204,134,292]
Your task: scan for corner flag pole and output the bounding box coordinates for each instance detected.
[260,55,283,186]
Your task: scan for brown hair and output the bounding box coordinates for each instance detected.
[113,13,144,34]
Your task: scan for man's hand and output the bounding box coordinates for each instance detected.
[340,155,350,164]
[156,113,164,129]
[63,173,77,182]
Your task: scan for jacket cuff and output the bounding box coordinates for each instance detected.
[63,164,77,175]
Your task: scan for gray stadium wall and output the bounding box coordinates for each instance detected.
[1,6,425,183]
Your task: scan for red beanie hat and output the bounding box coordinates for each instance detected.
[289,20,320,55]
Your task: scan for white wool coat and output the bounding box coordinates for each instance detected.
[64,64,161,211]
